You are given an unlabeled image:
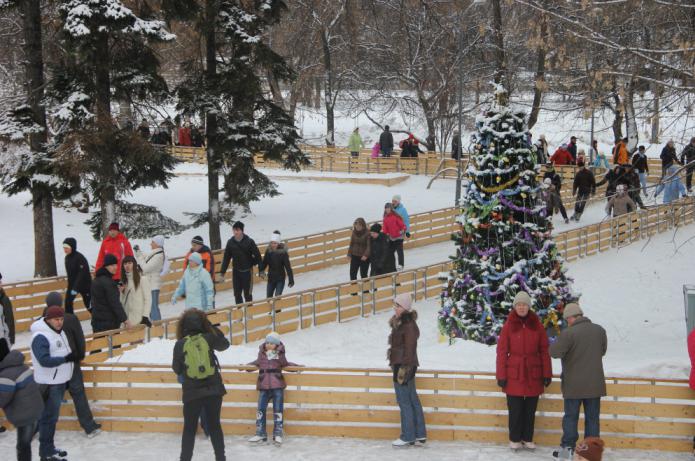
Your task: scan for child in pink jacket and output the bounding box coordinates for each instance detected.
[371,142,381,158]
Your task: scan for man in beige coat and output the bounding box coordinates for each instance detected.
[605,184,636,217]
[550,303,607,460]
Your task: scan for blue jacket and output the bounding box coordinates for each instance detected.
[173,265,215,311]
[662,165,686,204]
[394,203,410,232]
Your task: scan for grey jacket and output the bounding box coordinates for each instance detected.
[550,316,607,399]
[0,350,44,427]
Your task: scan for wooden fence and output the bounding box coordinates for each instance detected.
[48,363,695,452]
[24,196,692,365]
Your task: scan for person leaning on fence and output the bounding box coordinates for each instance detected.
[90,253,131,333]
[247,331,300,445]
[172,308,230,461]
[605,184,635,218]
[348,127,365,158]
[347,218,370,281]
[259,231,295,298]
[550,303,607,460]
[388,293,426,448]
[0,272,15,359]
[496,291,552,452]
[135,235,170,321]
[62,237,92,315]
[172,252,215,311]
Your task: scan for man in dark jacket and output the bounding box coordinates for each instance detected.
[680,137,695,193]
[620,164,646,209]
[0,272,15,358]
[44,292,101,438]
[660,140,680,171]
[218,221,262,305]
[631,145,650,196]
[571,161,596,222]
[379,125,394,157]
[567,136,578,161]
[62,237,92,314]
[259,232,295,298]
[550,303,607,459]
[451,130,462,160]
[368,223,389,277]
[90,254,130,333]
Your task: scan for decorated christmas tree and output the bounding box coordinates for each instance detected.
[438,86,576,345]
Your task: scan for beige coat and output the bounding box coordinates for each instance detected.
[605,194,636,217]
[120,272,150,324]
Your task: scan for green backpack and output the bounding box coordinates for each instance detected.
[183,334,215,380]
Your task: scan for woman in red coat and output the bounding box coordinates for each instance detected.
[383,203,406,271]
[496,291,552,452]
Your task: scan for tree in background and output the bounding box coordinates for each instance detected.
[438,87,575,345]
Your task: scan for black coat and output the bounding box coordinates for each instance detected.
[0,288,15,345]
[573,169,596,196]
[567,142,578,160]
[220,234,262,274]
[172,315,229,403]
[63,238,91,293]
[379,130,394,150]
[543,171,562,193]
[681,144,695,166]
[90,267,127,327]
[259,245,294,285]
[661,145,679,170]
[400,142,421,158]
[631,153,649,173]
[369,233,389,275]
[451,136,462,160]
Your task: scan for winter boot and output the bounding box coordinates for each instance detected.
[564,218,570,224]
[552,446,574,459]
[509,441,522,452]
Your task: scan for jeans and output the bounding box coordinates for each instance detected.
[65,289,91,314]
[382,147,393,158]
[506,395,539,442]
[38,383,66,457]
[393,377,426,442]
[68,365,99,433]
[16,422,36,461]
[349,255,369,280]
[150,289,161,321]
[256,389,284,438]
[638,172,648,195]
[389,239,404,268]
[180,395,225,461]
[266,280,285,298]
[561,397,601,449]
[232,269,252,304]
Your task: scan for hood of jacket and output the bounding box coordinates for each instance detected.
[389,310,418,330]
[95,266,113,278]
[0,350,25,370]
[63,237,77,252]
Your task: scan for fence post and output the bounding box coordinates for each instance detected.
[336,287,341,323]
[412,271,418,299]
[163,322,169,340]
[299,295,304,330]
[107,335,113,359]
[243,305,248,343]
[360,280,365,317]
[271,299,276,331]
[145,324,151,343]
[227,310,233,344]
[423,271,428,298]
[320,156,324,171]
[371,278,377,315]
[312,292,317,327]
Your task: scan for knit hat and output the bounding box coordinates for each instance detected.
[188,252,203,266]
[151,235,165,248]
[103,253,118,267]
[370,223,382,233]
[191,235,204,246]
[564,302,583,318]
[45,305,65,320]
[394,293,413,311]
[543,177,553,187]
[575,437,604,461]
[45,291,63,308]
[392,194,402,202]
[512,291,532,307]
[271,232,281,243]
[233,221,245,231]
[265,331,282,345]
[108,222,120,231]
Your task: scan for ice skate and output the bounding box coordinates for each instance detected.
[248,434,267,444]
[273,435,283,446]
[509,441,521,452]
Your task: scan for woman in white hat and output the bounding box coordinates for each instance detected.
[135,235,170,321]
[259,231,295,298]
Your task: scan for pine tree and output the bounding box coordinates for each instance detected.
[49,0,178,234]
[166,0,309,250]
[438,86,576,345]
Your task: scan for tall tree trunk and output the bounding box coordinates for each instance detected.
[491,0,506,87]
[651,75,660,144]
[205,0,221,250]
[266,69,285,110]
[624,81,638,153]
[527,10,547,130]
[320,29,335,147]
[611,92,623,142]
[22,0,56,277]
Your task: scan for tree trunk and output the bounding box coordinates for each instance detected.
[651,75,660,144]
[22,0,56,277]
[611,92,623,143]
[491,0,506,87]
[624,81,638,153]
[205,0,221,250]
[320,29,335,147]
[527,10,547,130]
[266,69,286,110]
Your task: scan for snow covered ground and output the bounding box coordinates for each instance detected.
[0,431,688,461]
[110,219,695,380]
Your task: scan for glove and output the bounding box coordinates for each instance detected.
[543,377,552,387]
[69,290,78,296]
[171,296,177,305]
[288,282,295,288]
[140,316,152,328]
[133,244,140,251]
[497,379,507,388]
[214,274,224,283]
[64,352,77,363]
[396,366,412,385]
[405,232,411,238]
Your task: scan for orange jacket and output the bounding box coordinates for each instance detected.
[613,142,629,165]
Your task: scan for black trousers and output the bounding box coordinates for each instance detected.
[232,269,252,305]
[65,289,91,314]
[574,192,590,216]
[686,165,694,191]
[180,395,225,461]
[16,422,36,461]
[506,395,539,443]
[389,239,404,267]
[349,255,369,280]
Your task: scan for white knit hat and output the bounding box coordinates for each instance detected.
[152,235,165,247]
[392,194,402,202]
[271,232,281,243]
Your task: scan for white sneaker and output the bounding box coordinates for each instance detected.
[248,435,267,443]
[273,436,283,445]
[522,441,536,450]
[509,441,522,451]
[392,438,414,447]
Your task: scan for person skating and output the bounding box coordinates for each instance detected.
[596,164,623,199]
[172,253,215,311]
[172,309,230,461]
[660,140,680,171]
[550,144,573,166]
[259,231,295,298]
[388,293,426,447]
[0,345,44,461]
[62,238,92,315]
[620,164,647,209]
[392,194,411,239]
[94,222,133,281]
[496,291,552,452]
[383,203,407,271]
[120,256,151,327]
[612,137,629,165]
[134,235,169,321]
[31,305,76,461]
[541,178,570,224]
[605,184,636,217]
[631,145,650,196]
[658,163,688,204]
[44,292,101,439]
[0,272,15,359]
[90,254,131,333]
[247,332,300,445]
[550,303,607,460]
[347,218,370,281]
[543,163,563,194]
[218,221,262,305]
[571,161,596,222]
[368,223,391,276]
[590,140,609,170]
[184,236,215,278]
[348,127,364,158]
[680,136,695,194]
[567,136,578,161]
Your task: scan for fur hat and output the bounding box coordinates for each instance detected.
[45,305,65,320]
[394,293,413,311]
[513,291,532,307]
[188,252,203,266]
[564,302,583,318]
[265,331,282,345]
[103,253,118,267]
[575,437,604,461]
[45,291,63,308]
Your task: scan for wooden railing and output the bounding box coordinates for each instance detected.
[28,196,692,364]
[49,363,695,452]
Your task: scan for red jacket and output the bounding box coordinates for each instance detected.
[688,329,695,390]
[95,232,134,281]
[550,148,573,166]
[178,127,191,146]
[382,212,406,240]
[496,310,552,397]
